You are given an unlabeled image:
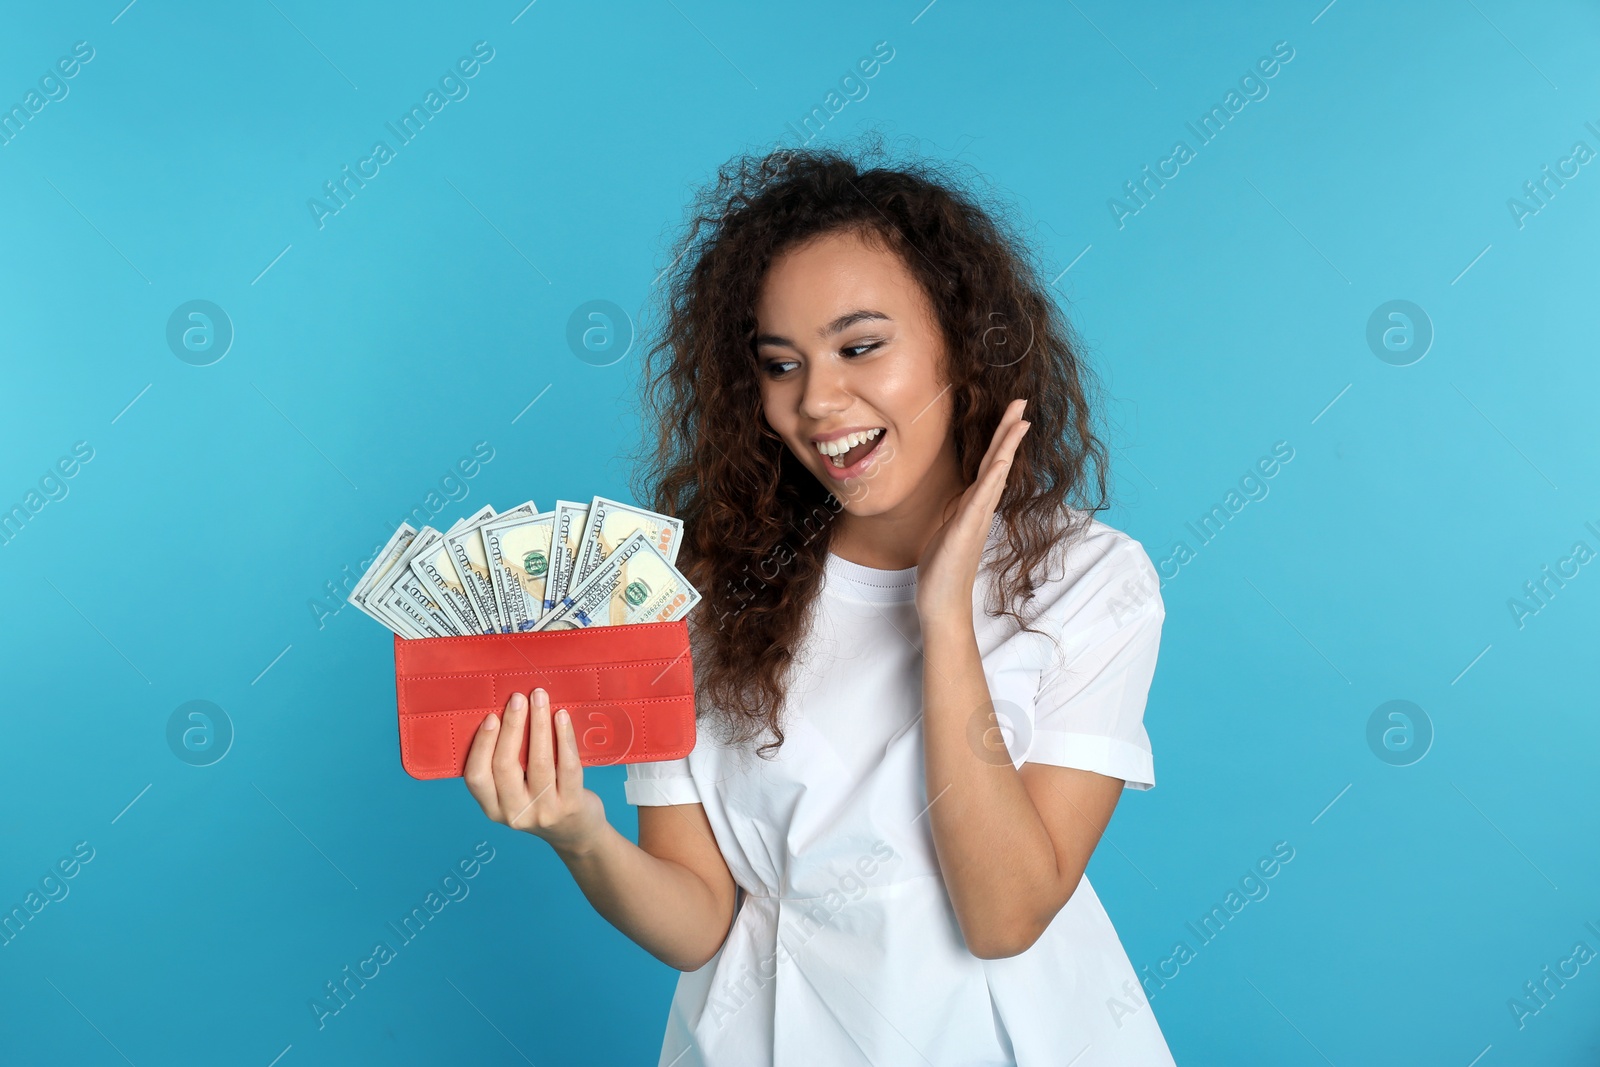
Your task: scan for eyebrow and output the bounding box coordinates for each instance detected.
[754,309,891,351]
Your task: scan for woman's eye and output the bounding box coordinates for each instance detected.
[761,342,877,377]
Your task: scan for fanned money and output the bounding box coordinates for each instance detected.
[571,495,685,590]
[402,531,470,634]
[366,524,446,638]
[483,510,556,632]
[446,500,536,633]
[349,497,700,640]
[535,530,701,631]
[411,506,494,634]
[388,571,454,637]
[349,523,416,630]
[542,500,590,613]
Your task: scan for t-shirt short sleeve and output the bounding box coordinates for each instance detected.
[624,756,702,806]
[1023,537,1165,791]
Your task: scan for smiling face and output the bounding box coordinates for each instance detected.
[754,228,965,547]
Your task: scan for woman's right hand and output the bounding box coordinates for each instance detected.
[464,687,611,857]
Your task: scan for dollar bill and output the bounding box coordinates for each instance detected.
[386,571,456,637]
[542,500,590,612]
[349,523,417,630]
[364,524,449,638]
[407,524,483,635]
[534,530,701,631]
[445,500,536,634]
[571,495,684,590]
[482,510,556,632]
[374,586,430,640]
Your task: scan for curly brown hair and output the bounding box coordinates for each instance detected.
[628,132,1112,760]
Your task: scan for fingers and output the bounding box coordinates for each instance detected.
[490,691,533,820]
[553,705,584,798]
[983,397,1027,454]
[995,397,1027,439]
[969,400,1030,511]
[464,694,516,821]
[525,687,556,802]
[992,415,1031,476]
[465,687,577,834]
[984,418,1030,502]
[977,399,1028,475]
[941,403,1029,536]
[467,687,528,825]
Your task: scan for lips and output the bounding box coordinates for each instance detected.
[816,427,887,480]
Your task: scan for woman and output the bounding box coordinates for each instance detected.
[463,139,1175,1066]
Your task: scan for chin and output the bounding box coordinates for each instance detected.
[792,436,917,514]
[827,462,913,515]
[835,491,901,518]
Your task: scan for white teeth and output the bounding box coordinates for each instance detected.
[814,427,883,460]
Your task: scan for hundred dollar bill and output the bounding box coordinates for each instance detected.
[372,585,429,640]
[534,530,701,631]
[446,500,536,634]
[349,523,417,633]
[542,499,590,612]
[408,523,484,635]
[571,495,684,590]
[385,571,456,637]
[482,510,556,632]
[364,523,450,638]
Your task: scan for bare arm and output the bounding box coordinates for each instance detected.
[920,617,1123,959]
[912,398,1123,959]
[464,688,737,971]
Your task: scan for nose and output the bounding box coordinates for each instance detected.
[798,354,852,421]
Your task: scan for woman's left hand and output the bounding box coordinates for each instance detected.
[915,397,1031,627]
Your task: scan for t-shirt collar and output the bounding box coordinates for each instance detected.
[822,514,1003,604]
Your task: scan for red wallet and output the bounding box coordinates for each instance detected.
[391,618,697,780]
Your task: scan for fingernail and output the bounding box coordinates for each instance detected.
[556,709,570,726]
[510,693,527,713]
[485,713,499,731]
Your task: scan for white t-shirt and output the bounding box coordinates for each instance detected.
[625,508,1175,1066]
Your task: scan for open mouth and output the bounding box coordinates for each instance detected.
[813,427,886,477]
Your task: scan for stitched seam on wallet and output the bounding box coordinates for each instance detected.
[392,624,686,670]
[391,622,685,678]
[398,695,691,718]
[398,716,688,767]
[400,658,691,680]
[397,620,681,647]
[409,697,692,768]
[492,666,598,716]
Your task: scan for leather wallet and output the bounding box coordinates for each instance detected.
[392,618,696,780]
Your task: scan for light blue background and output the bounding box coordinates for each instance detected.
[2,1,1597,1064]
